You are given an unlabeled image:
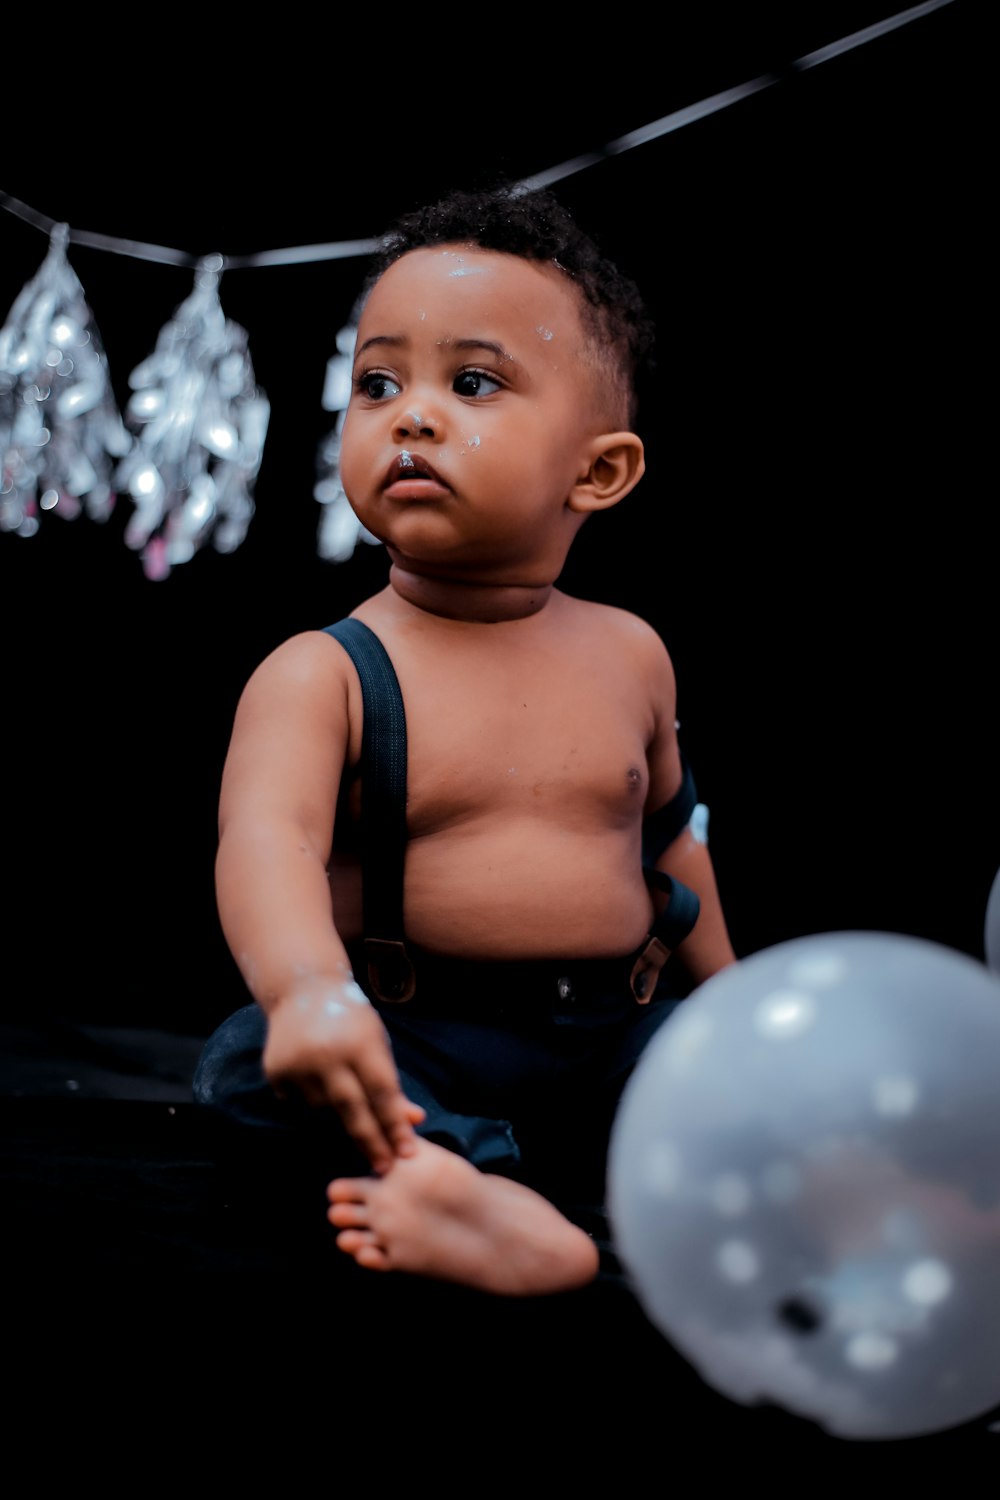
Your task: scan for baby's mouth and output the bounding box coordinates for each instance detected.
[383,452,449,492]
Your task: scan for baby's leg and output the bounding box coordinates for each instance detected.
[327,1138,599,1295]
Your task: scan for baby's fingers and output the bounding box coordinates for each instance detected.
[368,1080,426,1160]
[357,1058,425,1161]
[330,1076,399,1175]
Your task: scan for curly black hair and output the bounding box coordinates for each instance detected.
[362,184,656,429]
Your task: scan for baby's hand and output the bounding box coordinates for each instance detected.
[263,975,425,1174]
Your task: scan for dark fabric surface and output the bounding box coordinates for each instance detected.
[3,1022,996,1473]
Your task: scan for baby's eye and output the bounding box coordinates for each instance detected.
[356,370,401,400]
[453,368,502,398]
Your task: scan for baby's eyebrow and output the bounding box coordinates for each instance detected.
[450,339,513,363]
[355,334,405,358]
[355,334,516,365]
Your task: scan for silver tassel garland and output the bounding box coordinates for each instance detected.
[114,255,270,581]
[0,224,131,538]
[314,318,381,563]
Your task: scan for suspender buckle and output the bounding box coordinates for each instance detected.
[630,936,669,1004]
[365,938,416,1003]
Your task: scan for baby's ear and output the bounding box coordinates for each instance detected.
[568,432,645,514]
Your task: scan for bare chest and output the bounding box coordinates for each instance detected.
[383,644,652,835]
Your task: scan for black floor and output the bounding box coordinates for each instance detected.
[3,1018,996,1474]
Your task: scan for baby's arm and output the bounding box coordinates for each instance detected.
[652,818,737,986]
[214,631,424,1174]
[641,631,737,987]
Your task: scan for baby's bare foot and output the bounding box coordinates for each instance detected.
[327,1138,599,1295]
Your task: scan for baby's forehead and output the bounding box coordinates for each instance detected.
[379,240,552,278]
[364,243,591,338]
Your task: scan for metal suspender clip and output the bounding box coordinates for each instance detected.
[630,936,669,1004]
[365,938,417,1004]
[631,869,702,1003]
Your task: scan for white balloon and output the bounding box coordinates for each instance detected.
[608,931,1000,1441]
[985,865,1000,976]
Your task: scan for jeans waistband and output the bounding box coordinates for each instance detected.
[349,943,641,1017]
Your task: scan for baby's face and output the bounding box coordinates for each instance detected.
[339,243,608,587]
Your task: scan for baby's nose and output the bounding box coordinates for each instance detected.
[395,410,437,439]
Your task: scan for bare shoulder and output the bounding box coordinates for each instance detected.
[221,626,365,801]
[230,627,361,739]
[562,595,675,678]
[242,627,354,693]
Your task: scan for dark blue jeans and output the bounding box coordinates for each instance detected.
[194,951,683,1211]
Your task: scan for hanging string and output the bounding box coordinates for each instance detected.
[0,2,952,273]
[0,0,956,574]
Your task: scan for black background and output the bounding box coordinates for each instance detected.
[2,2,994,1041]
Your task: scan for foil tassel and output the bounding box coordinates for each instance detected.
[314,317,381,562]
[114,255,269,580]
[0,224,131,538]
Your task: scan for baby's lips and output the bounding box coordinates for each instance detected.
[383,452,449,490]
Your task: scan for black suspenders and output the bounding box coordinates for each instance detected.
[325,618,416,1002]
[324,616,701,1005]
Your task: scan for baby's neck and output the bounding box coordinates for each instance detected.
[388,562,554,623]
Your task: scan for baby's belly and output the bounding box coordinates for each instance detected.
[329,823,654,960]
[332,822,653,960]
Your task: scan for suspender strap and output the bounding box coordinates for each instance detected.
[630,873,702,1002]
[632,757,702,1001]
[642,754,698,865]
[324,618,415,1002]
[646,871,701,951]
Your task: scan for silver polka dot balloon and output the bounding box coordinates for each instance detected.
[608,930,1000,1440]
[985,866,1000,978]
